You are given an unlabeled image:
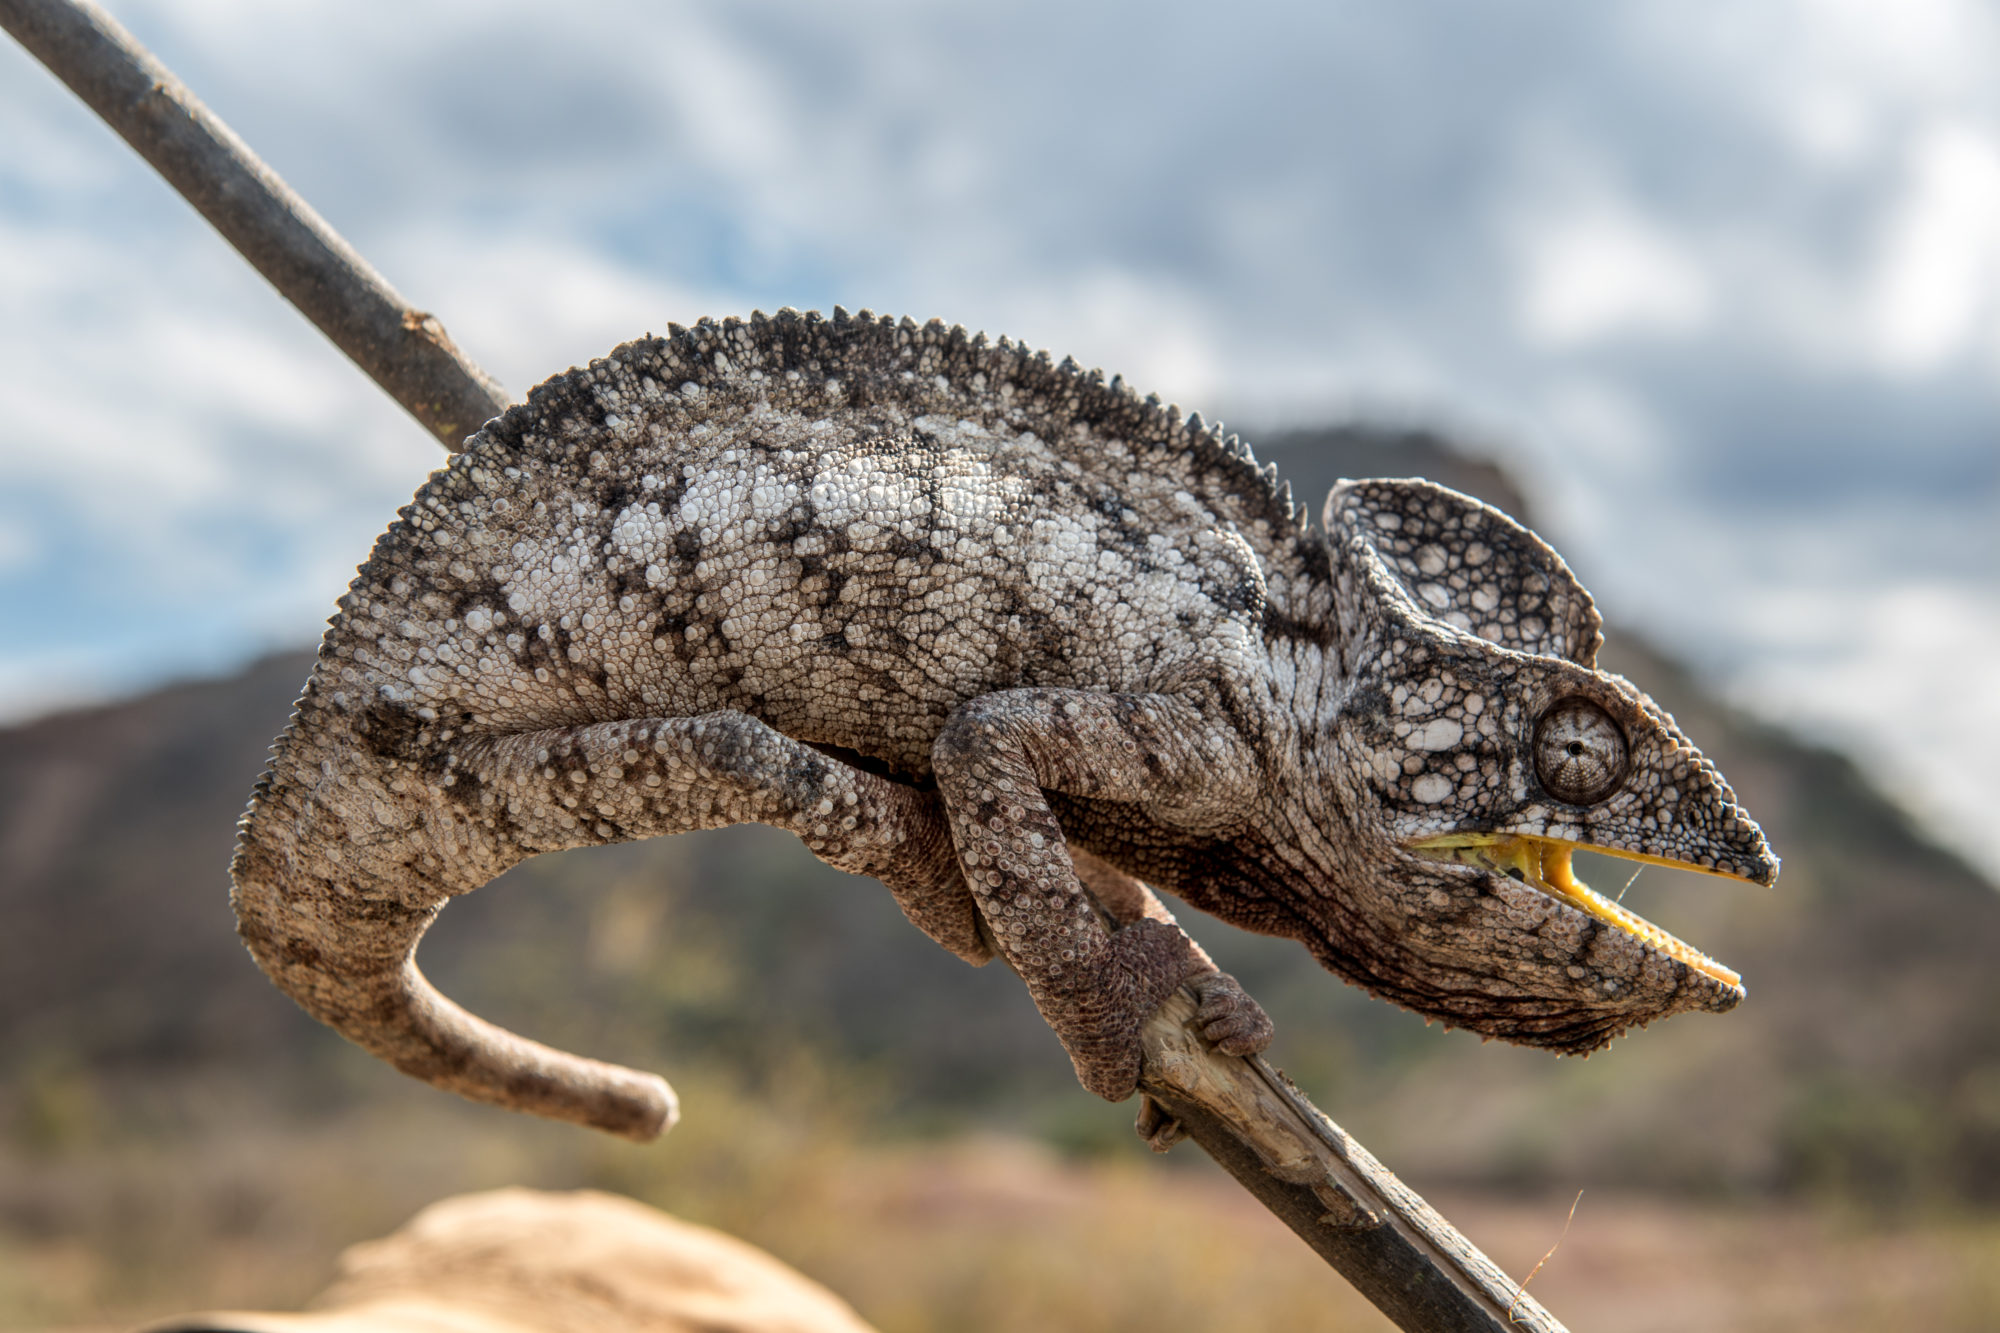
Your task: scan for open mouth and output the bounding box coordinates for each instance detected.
[1407,832,1742,988]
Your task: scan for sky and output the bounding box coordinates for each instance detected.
[1,0,1996,875]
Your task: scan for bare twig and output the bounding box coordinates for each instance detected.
[6,7,1573,1329]
[1509,1190,1583,1321]
[0,0,511,448]
[1141,991,1568,1332]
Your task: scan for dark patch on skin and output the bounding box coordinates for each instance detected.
[1260,604,1336,649]
[819,566,850,611]
[445,582,505,623]
[1572,916,1602,961]
[545,623,581,668]
[354,700,427,763]
[651,611,693,662]
[1208,675,1263,753]
[247,924,326,974]
[646,473,688,511]
[595,478,642,517]
[766,514,814,547]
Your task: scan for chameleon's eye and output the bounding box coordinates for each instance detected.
[1533,697,1628,805]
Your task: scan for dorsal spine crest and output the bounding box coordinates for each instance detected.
[473,309,1321,571]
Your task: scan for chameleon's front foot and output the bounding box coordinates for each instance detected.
[1190,970,1274,1056]
[1132,972,1272,1151]
[1050,920,1275,1101]
[1047,919,1198,1100]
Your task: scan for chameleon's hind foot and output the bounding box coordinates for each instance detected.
[1135,1093,1186,1152]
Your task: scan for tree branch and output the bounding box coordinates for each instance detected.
[0,0,511,449]
[1141,990,1567,1332]
[5,5,1572,1328]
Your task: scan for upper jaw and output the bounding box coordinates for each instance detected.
[1405,830,1750,990]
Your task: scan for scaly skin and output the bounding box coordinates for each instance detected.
[232,308,1777,1140]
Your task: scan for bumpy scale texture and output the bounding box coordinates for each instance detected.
[233,308,1777,1140]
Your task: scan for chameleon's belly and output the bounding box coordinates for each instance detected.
[336,410,1265,778]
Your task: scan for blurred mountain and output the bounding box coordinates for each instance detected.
[2,427,1996,1206]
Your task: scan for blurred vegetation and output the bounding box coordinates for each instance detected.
[0,1054,1399,1332]
[5,1052,2000,1332]
[3,429,1997,1328]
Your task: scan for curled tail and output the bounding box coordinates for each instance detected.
[232,681,973,1140]
[230,706,678,1142]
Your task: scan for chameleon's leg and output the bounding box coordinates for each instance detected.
[474,711,988,963]
[1070,846,1271,1148]
[1068,844,1181,930]
[1069,846,1273,1053]
[932,688,1270,1100]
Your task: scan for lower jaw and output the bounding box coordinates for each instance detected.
[1406,832,1742,989]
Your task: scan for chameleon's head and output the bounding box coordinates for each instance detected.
[1308,479,1777,1053]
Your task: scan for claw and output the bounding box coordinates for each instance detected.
[1191,972,1274,1056]
[1135,1094,1186,1152]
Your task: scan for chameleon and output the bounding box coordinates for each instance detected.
[231,307,1778,1142]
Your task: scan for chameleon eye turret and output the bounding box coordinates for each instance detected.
[1533,697,1628,805]
[233,309,1778,1135]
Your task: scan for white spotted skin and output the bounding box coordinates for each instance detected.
[359,404,1270,778]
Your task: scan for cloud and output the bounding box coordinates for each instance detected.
[1867,121,2000,374]
[1728,578,2000,878]
[1515,200,1715,347]
[0,0,1995,868]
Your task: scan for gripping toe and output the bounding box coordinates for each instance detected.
[1191,971,1274,1056]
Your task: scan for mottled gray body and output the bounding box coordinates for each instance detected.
[379,378,1269,777]
[234,309,1776,1142]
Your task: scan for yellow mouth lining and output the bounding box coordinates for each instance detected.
[1407,833,1742,988]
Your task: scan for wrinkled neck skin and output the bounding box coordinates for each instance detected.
[1212,594,1468,1007]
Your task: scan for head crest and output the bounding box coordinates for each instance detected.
[1324,478,1603,667]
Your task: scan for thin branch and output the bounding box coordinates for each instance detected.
[0,0,511,449]
[6,7,1573,1329]
[1141,991,1568,1332]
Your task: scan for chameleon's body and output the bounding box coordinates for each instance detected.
[233,309,1776,1140]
